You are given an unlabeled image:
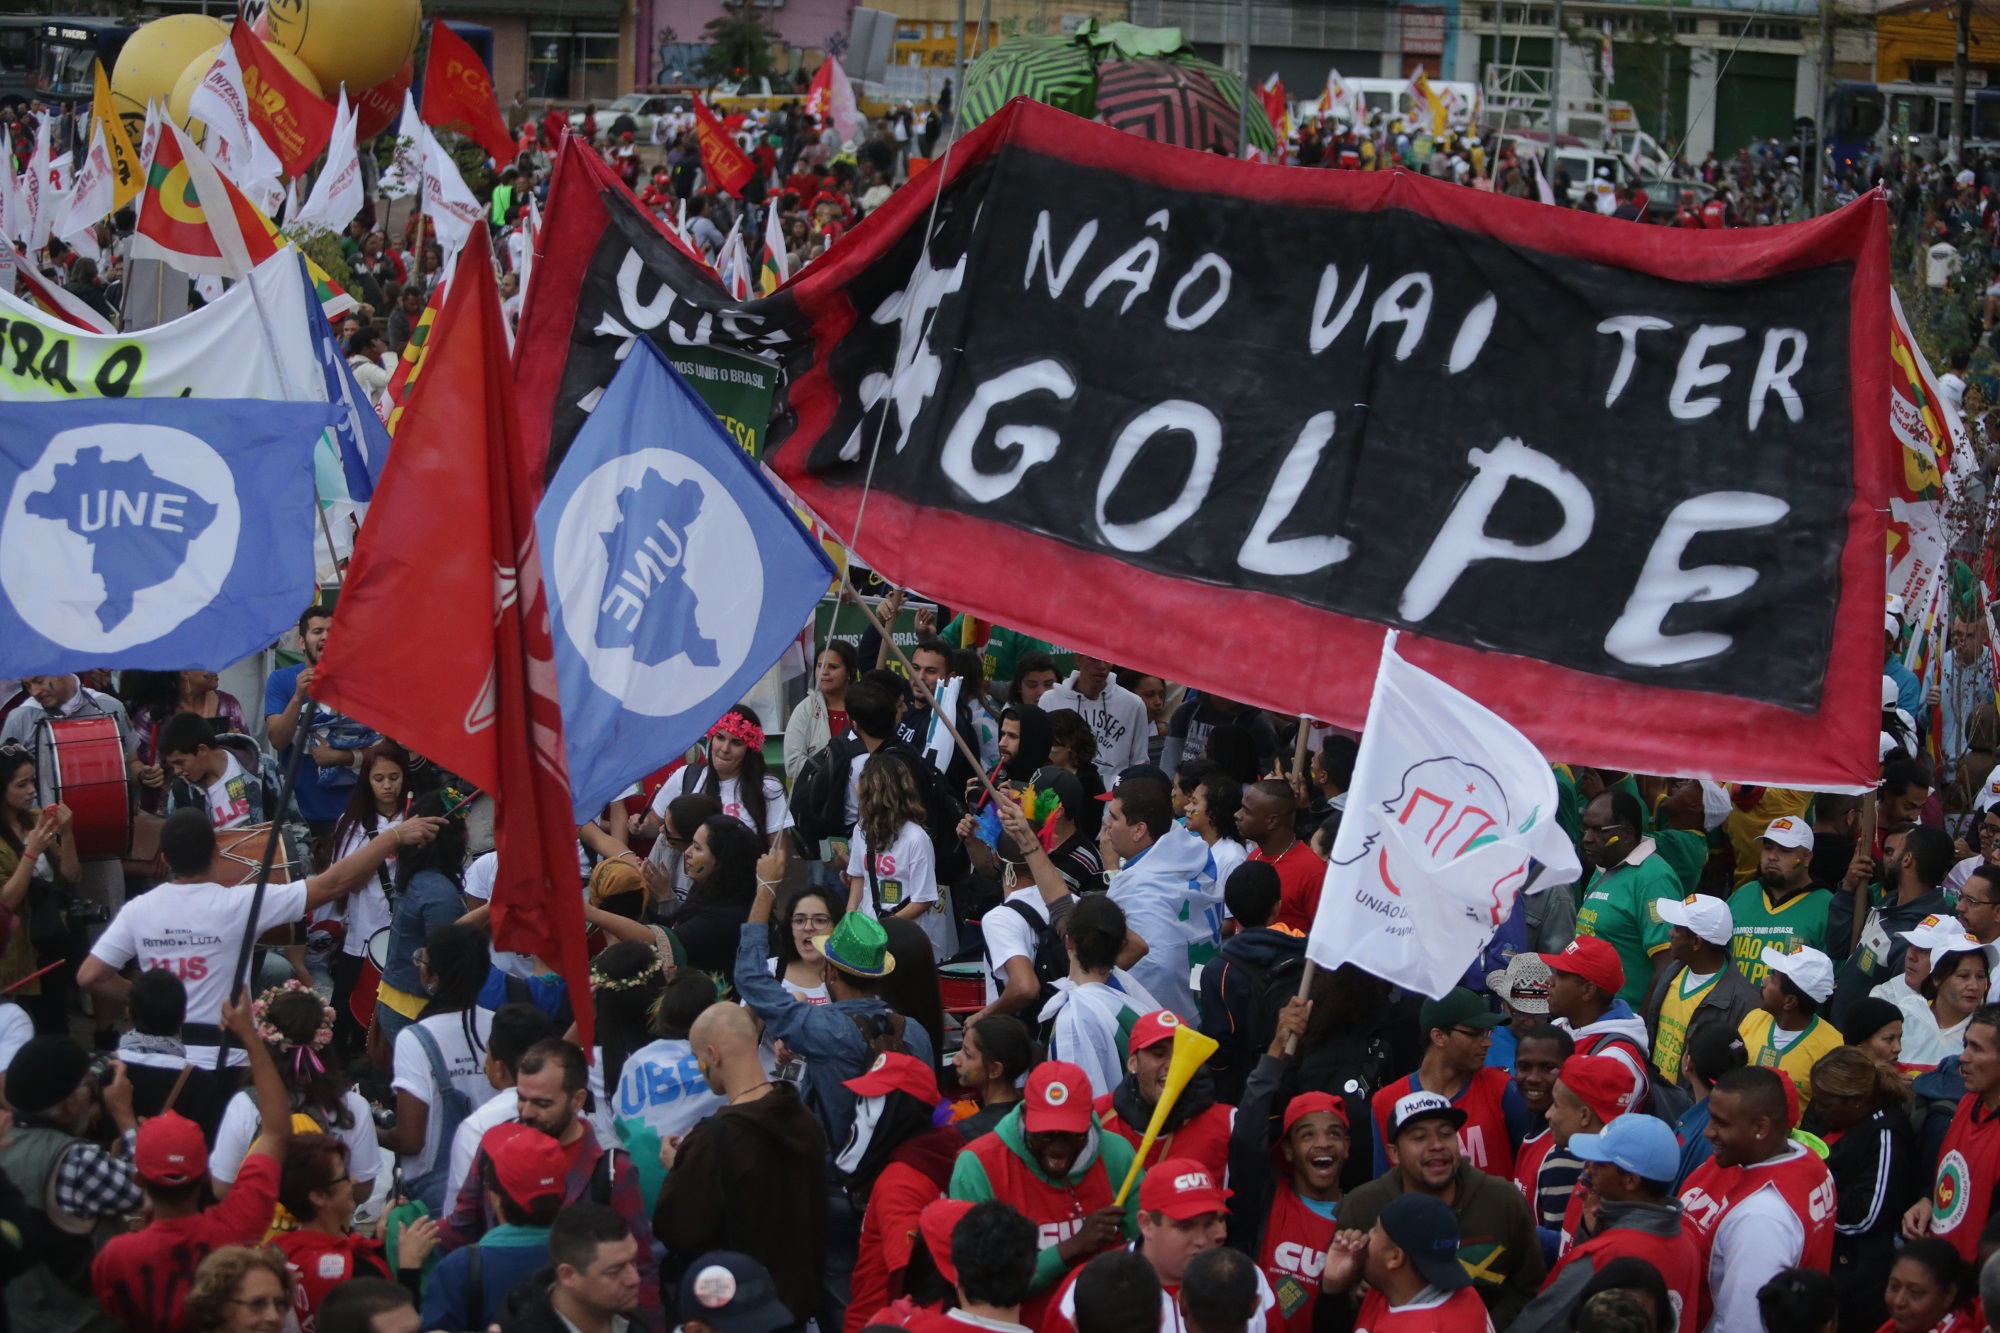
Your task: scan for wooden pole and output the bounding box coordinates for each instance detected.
[1850,790,1877,956]
[1282,960,1317,1055]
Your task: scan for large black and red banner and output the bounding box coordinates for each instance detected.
[515,99,1892,790]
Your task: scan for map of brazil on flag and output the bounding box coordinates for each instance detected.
[536,338,834,816]
[0,398,335,676]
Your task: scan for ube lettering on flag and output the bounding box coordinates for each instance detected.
[1305,634,1580,999]
[0,397,333,675]
[536,337,833,816]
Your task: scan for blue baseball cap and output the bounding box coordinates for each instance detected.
[1567,1113,1680,1184]
[1377,1193,1469,1291]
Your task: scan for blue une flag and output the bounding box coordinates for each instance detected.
[537,338,835,816]
[0,397,335,676]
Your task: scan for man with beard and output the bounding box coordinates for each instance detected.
[1728,817,1832,987]
[1097,1012,1234,1182]
[1336,1092,1544,1329]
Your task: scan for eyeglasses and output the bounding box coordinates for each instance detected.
[1450,1026,1494,1040]
[229,1297,289,1314]
[791,914,833,930]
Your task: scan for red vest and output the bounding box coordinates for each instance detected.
[1679,1146,1835,1330]
[1094,1096,1233,1180]
[1544,1210,1702,1331]
[968,1131,1118,1327]
[1369,1070,1517,1177]
[1933,1095,2000,1263]
[1257,1181,1340,1333]
[1351,1284,1493,1332]
[1513,1129,1552,1199]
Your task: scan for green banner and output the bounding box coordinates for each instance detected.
[670,343,778,458]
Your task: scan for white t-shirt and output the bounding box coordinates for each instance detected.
[766,956,828,1005]
[613,1036,727,1145]
[90,880,310,1067]
[336,816,403,957]
[0,1003,31,1072]
[205,752,253,830]
[848,821,954,959]
[445,1086,517,1211]
[983,886,1051,1005]
[211,1087,383,1189]
[391,1009,499,1180]
[649,769,791,839]
[464,848,592,977]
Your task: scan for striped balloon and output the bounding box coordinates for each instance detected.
[1094,59,1272,156]
[1160,53,1278,152]
[958,34,1097,132]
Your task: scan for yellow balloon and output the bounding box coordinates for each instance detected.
[167,38,323,136]
[266,0,421,94]
[110,14,229,127]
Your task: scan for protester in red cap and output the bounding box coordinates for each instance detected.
[1679,1066,1835,1333]
[1544,1055,1636,1250]
[1040,1157,1281,1333]
[91,990,292,1333]
[1318,1193,1492,1332]
[1542,937,1653,1114]
[1095,1011,1234,1182]
[949,1060,1142,1327]
[421,1121,568,1331]
[845,1053,969,1333]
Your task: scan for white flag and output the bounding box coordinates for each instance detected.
[762,197,788,288]
[378,92,424,199]
[53,122,116,259]
[1533,150,1557,206]
[187,41,284,192]
[0,128,17,245]
[1304,633,1581,999]
[294,90,363,234]
[23,118,51,254]
[139,100,163,170]
[421,129,483,256]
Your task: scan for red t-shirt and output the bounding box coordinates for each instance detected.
[829,709,851,740]
[847,1159,948,1333]
[1258,1181,1340,1333]
[92,1152,283,1333]
[1369,1070,1518,1178]
[1351,1284,1492,1331]
[274,1227,392,1332]
[1251,842,1328,933]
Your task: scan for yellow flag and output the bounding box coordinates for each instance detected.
[92,61,142,209]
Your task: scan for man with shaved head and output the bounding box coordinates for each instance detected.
[1236,779,1325,931]
[655,1002,828,1326]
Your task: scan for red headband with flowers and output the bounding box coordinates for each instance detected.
[708,711,765,750]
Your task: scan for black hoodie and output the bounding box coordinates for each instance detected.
[1001,706,1053,781]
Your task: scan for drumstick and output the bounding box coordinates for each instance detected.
[159,1064,193,1116]
[441,787,482,819]
[1,959,63,994]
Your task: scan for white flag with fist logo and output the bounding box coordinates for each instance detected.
[1305,633,1581,998]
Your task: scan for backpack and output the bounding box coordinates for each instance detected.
[994,898,1070,1023]
[402,1021,476,1214]
[791,734,864,851]
[1220,948,1311,1090]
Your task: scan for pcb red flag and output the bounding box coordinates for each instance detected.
[231,20,334,178]
[1305,633,1580,998]
[421,21,516,165]
[692,97,754,197]
[314,225,592,1050]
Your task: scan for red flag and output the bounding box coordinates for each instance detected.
[692,97,754,197]
[313,225,591,1050]
[232,21,334,178]
[421,21,516,165]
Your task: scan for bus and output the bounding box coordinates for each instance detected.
[0,16,133,110]
[1827,79,2000,169]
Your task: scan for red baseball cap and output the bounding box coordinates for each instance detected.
[1022,1062,1094,1134]
[1540,937,1625,996]
[1138,1157,1232,1219]
[134,1111,208,1187]
[919,1198,974,1285]
[1280,1091,1349,1136]
[1128,1009,1183,1054]
[1558,1055,1634,1125]
[843,1052,940,1104]
[482,1123,567,1209]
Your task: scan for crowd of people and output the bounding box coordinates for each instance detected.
[0,586,1997,1333]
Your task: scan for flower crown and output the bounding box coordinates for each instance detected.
[593,957,663,993]
[252,980,336,1077]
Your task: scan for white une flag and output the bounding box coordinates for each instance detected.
[1305,633,1580,999]
[421,128,483,255]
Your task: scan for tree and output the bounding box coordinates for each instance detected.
[698,0,779,85]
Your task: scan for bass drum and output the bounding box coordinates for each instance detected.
[350,927,391,1029]
[39,716,130,861]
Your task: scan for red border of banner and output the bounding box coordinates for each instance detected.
[774,101,1891,791]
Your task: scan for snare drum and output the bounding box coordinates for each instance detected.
[39,716,129,861]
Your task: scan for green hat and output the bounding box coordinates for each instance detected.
[816,911,895,978]
[1419,987,1502,1037]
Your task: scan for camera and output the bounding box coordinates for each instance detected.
[86,1052,114,1086]
[67,898,111,927]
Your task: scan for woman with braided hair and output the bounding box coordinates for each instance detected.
[210,981,384,1206]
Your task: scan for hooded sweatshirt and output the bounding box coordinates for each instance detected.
[847,1124,967,1333]
[1097,1069,1234,1182]
[949,1103,1142,1326]
[653,1082,828,1323]
[1506,1198,1701,1333]
[1109,826,1223,1020]
[1562,1000,1653,1111]
[1002,706,1054,782]
[1198,925,1308,1105]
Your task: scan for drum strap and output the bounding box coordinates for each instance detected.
[181,1022,224,1048]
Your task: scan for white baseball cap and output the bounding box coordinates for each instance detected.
[1657,894,1734,948]
[1883,677,1900,709]
[1974,778,2000,815]
[1902,913,1979,954]
[1759,817,1814,852]
[1760,946,1835,1003]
